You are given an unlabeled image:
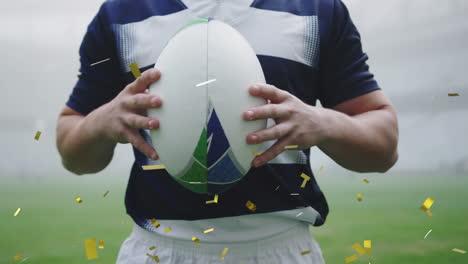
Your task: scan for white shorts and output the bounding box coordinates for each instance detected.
[116,222,325,264]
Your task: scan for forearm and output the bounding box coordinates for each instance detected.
[318,106,398,173]
[57,106,116,175]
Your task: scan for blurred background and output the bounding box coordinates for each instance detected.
[0,0,467,263]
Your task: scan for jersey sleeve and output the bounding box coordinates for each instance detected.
[66,3,124,115]
[317,0,380,108]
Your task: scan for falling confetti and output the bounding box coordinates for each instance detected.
[203,228,215,234]
[98,239,105,249]
[284,145,298,150]
[146,253,160,262]
[129,62,142,78]
[246,200,257,212]
[345,254,358,263]
[300,172,311,188]
[206,194,219,204]
[252,152,261,156]
[34,131,42,141]
[301,250,311,255]
[75,197,83,203]
[195,78,217,87]
[103,190,110,198]
[420,197,434,211]
[290,193,300,196]
[220,248,229,259]
[296,211,304,217]
[424,229,432,239]
[150,219,160,228]
[192,237,201,246]
[149,246,156,250]
[363,179,369,183]
[363,240,372,254]
[352,243,366,256]
[90,58,111,66]
[275,185,280,191]
[84,239,99,260]
[13,254,23,261]
[164,227,172,233]
[142,164,166,170]
[13,208,21,217]
[317,166,324,175]
[448,93,460,97]
[452,248,466,254]
[357,193,363,201]
[426,209,433,216]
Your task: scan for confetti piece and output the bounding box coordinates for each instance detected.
[149,246,156,250]
[103,190,109,197]
[252,151,261,156]
[300,172,311,188]
[448,93,460,97]
[150,219,161,228]
[345,254,358,263]
[84,239,99,260]
[196,78,217,87]
[90,58,111,66]
[426,209,433,216]
[424,229,432,239]
[452,248,466,254]
[246,200,257,212]
[75,197,83,203]
[420,197,435,211]
[192,237,201,246]
[357,193,362,201]
[296,211,304,217]
[301,250,311,255]
[129,62,142,78]
[146,253,160,262]
[275,185,280,191]
[290,193,300,196]
[220,248,229,259]
[363,240,372,254]
[34,131,41,141]
[284,145,298,150]
[164,227,172,233]
[13,254,23,261]
[142,164,166,170]
[317,166,324,175]
[98,239,104,249]
[206,194,219,204]
[352,243,366,256]
[363,179,369,183]
[14,208,21,216]
[203,228,215,234]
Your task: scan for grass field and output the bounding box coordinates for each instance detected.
[0,171,467,264]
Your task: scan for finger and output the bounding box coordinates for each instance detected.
[122,113,160,130]
[247,122,291,144]
[252,136,291,167]
[126,129,159,160]
[243,104,289,121]
[122,93,162,110]
[249,84,289,103]
[127,68,161,94]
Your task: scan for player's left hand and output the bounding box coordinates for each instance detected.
[243,83,330,168]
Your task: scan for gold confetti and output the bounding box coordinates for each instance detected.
[252,151,261,156]
[75,196,83,203]
[220,248,229,260]
[448,93,460,97]
[146,253,160,262]
[103,190,109,197]
[84,239,99,260]
[345,254,358,263]
[34,131,42,141]
[206,194,219,204]
[13,254,23,261]
[149,246,156,250]
[142,164,166,170]
[164,227,172,233]
[363,179,369,183]
[246,200,257,212]
[301,250,311,255]
[150,219,160,228]
[192,237,201,246]
[129,62,142,78]
[13,208,21,216]
[317,166,324,175]
[363,240,372,254]
[352,243,366,256]
[203,228,215,234]
[357,193,362,201]
[98,239,104,249]
[452,248,466,254]
[284,145,299,150]
[300,172,311,188]
[426,209,433,216]
[420,197,434,212]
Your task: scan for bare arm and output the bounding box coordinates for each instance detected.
[243,84,398,173]
[56,69,163,175]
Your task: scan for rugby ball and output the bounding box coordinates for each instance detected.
[147,18,266,194]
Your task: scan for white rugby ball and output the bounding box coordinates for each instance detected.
[147,18,266,194]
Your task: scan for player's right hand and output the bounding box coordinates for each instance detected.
[97,68,162,160]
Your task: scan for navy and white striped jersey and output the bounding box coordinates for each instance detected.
[66,0,380,241]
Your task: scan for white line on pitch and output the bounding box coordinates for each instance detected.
[195,78,217,87]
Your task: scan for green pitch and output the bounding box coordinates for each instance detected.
[0,172,467,263]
